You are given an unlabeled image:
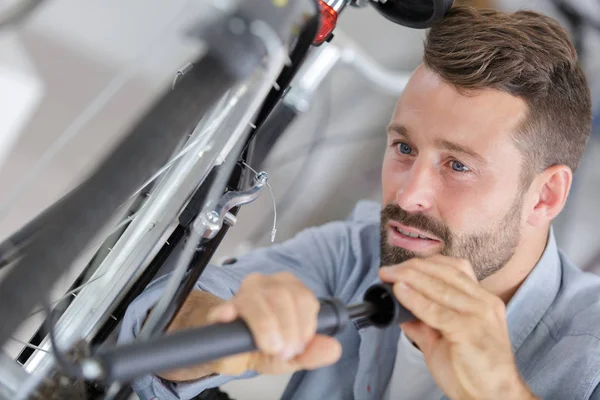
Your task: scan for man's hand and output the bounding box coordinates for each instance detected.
[379,255,538,400]
[204,272,341,376]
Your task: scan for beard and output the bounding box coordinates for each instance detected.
[379,197,523,281]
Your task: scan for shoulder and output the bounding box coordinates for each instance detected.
[341,200,381,263]
[298,199,381,244]
[264,200,381,268]
[346,199,381,251]
[539,252,600,392]
[300,200,381,299]
[546,251,600,339]
[347,200,382,224]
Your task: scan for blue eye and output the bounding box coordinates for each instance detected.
[397,142,412,155]
[450,160,469,172]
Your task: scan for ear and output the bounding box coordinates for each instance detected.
[526,165,572,227]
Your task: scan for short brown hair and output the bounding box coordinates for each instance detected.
[423,6,592,177]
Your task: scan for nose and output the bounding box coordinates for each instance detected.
[395,161,436,213]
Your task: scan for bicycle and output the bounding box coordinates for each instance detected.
[0,1,452,399]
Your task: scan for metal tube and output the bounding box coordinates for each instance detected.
[340,46,410,95]
[283,37,410,116]
[283,44,342,112]
[347,302,375,320]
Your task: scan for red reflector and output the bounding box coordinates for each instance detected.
[313,0,338,45]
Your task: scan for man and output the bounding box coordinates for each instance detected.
[119,6,600,400]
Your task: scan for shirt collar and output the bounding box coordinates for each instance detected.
[505,228,562,352]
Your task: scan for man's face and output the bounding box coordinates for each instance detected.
[380,65,530,280]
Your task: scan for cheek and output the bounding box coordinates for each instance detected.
[440,186,516,232]
[381,170,392,203]
[440,197,480,231]
[381,152,402,204]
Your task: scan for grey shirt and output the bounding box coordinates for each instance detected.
[118,200,600,400]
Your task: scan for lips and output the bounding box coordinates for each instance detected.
[387,221,441,252]
[389,221,438,240]
[393,225,433,240]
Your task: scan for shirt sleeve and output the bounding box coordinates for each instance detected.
[589,384,600,400]
[118,219,356,400]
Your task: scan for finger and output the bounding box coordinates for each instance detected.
[400,321,441,357]
[206,302,238,324]
[380,258,479,299]
[427,255,478,282]
[271,273,320,354]
[293,287,320,353]
[415,257,500,306]
[243,336,342,374]
[268,291,302,360]
[380,260,476,298]
[383,266,480,313]
[393,281,462,335]
[238,336,343,375]
[292,335,342,370]
[235,295,285,355]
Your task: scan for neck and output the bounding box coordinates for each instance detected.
[481,227,550,303]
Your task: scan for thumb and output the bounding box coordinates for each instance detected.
[293,335,342,370]
[400,321,440,356]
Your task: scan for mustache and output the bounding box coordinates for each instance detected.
[381,204,451,245]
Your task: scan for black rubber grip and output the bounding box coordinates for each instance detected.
[363,283,416,327]
[316,297,350,336]
[95,297,349,382]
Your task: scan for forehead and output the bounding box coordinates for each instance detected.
[391,65,528,155]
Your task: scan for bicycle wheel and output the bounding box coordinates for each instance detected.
[0,0,318,398]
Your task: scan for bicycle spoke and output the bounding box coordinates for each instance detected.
[7,338,50,354]
[78,210,140,255]
[24,271,110,320]
[126,91,233,201]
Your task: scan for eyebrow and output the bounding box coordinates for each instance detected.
[387,123,486,163]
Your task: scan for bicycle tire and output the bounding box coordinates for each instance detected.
[0,53,238,347]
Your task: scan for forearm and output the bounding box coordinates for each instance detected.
[154,290,226,381]
[166,290,225,333]
[498,376,539,400]
[519,386,540,400]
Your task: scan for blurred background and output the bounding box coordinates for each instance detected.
[212,0,600,271]
[0,0,599,398]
